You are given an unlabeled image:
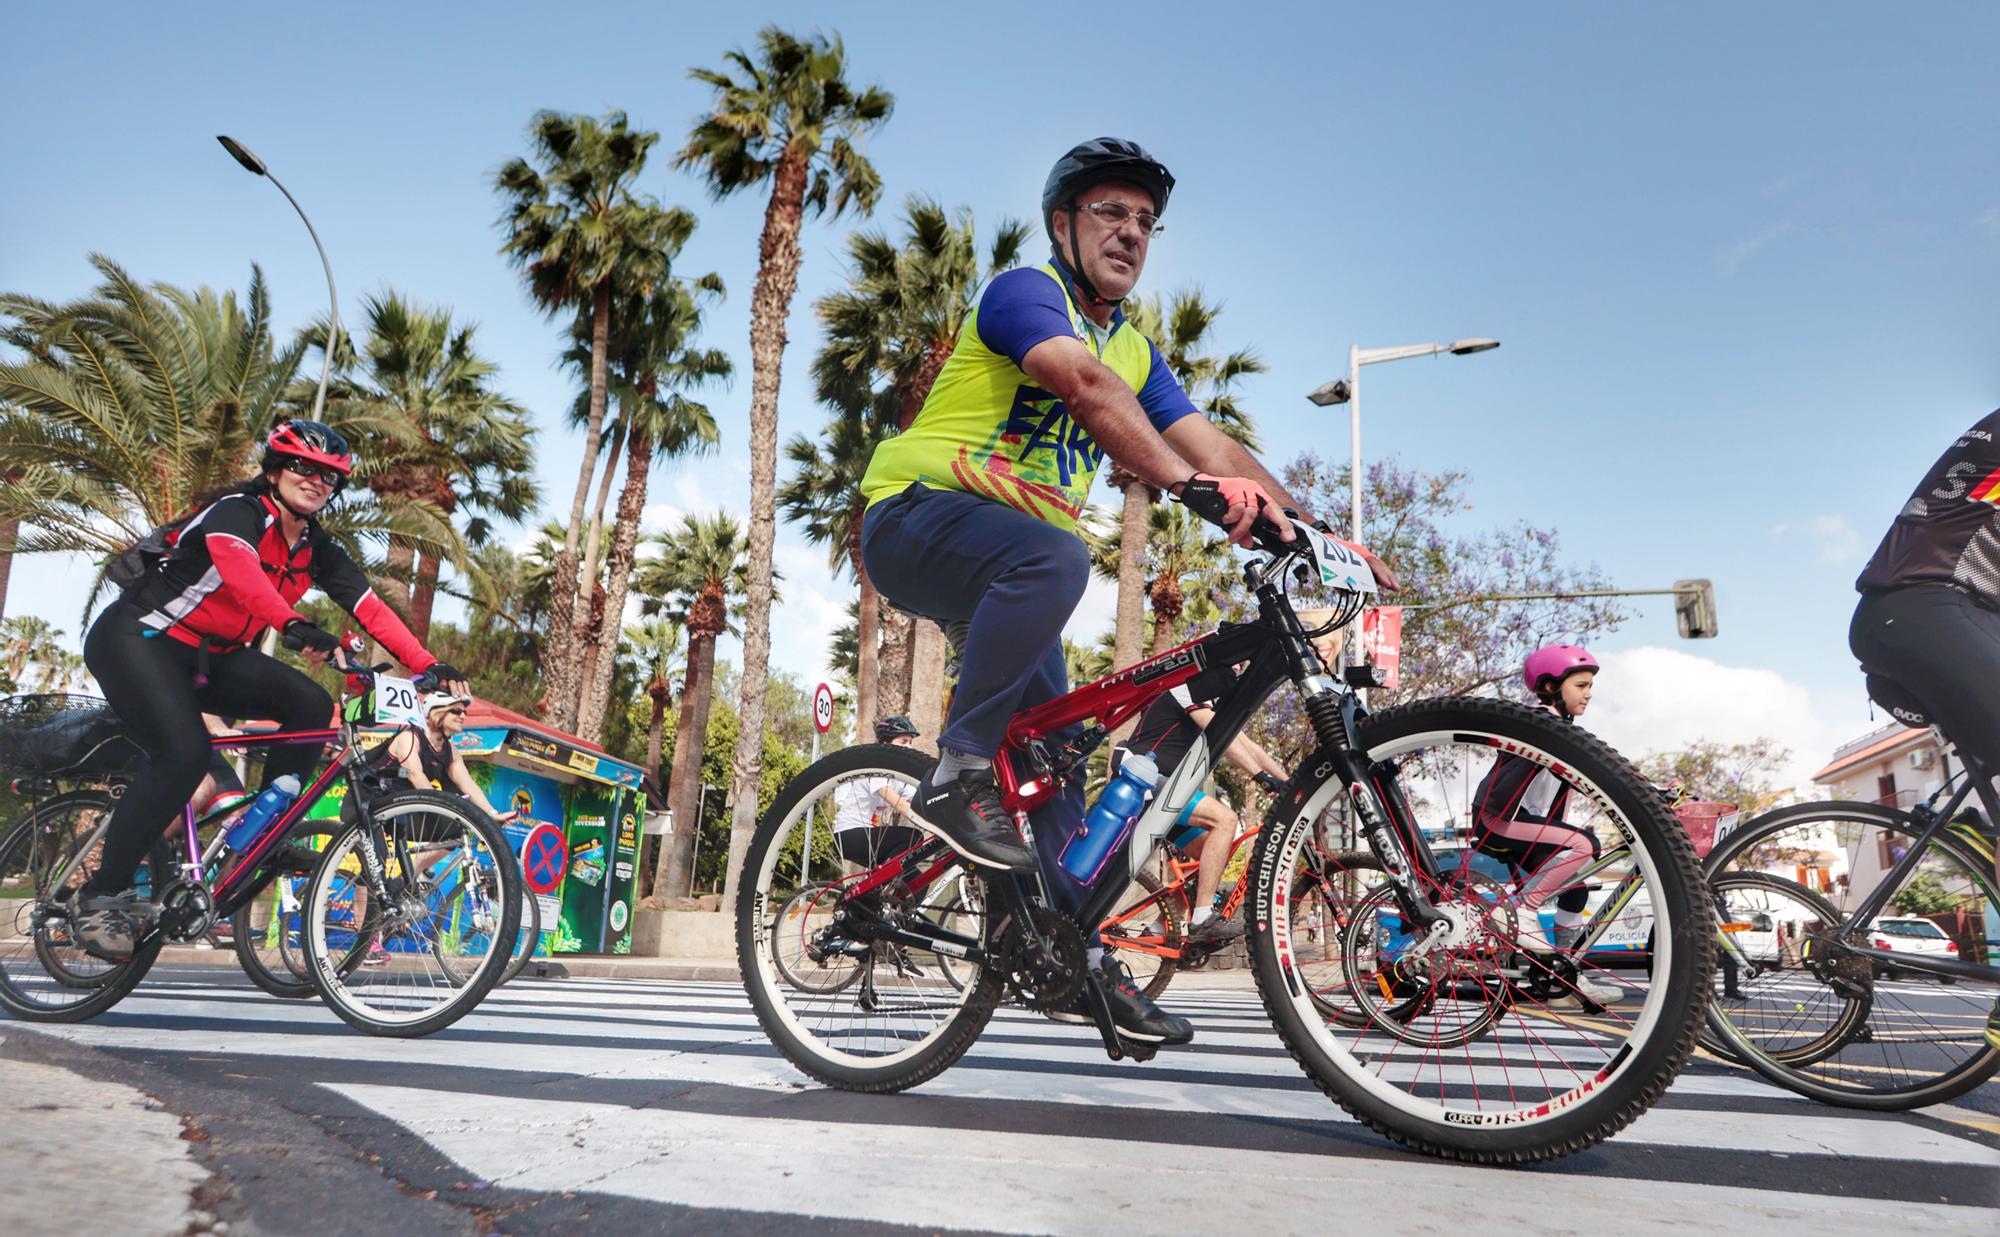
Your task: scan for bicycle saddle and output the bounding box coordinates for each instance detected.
[1860,665,1931,729]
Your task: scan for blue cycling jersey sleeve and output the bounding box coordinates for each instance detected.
[973,267,1074,366]
[1137,339,1198,432]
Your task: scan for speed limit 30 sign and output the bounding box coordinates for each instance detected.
[812,682,834,734]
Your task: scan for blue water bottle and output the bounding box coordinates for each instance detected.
[1059,754,1160,884]
[223,774,302,853]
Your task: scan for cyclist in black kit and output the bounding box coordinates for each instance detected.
[1849,407,2000,1047]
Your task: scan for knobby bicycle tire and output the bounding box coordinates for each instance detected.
[0,790,168,1022]
[738,744,1003,1093]
[302,790,521,1037]
[1246,696,1713,1164]
[1703,800,2000,1110]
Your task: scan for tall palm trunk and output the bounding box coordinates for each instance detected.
[906,620,947,756]
[577,428,653,742]
[409,555,440,644]
[380,542,416,616]
[543,281,616,730]
[1112,476,1151,736]
[849,512,879,742]
[1149,576,1185,658]
[645,680,672,785]
[659,621,720,900]
[573,422,630,721]
[722,151,808,905]
[0,515,16,622]
[876,605,912,718]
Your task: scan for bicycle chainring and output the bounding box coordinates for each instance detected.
[157,879,216,941]
[994,905,1087,1012]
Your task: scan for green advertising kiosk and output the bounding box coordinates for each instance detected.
[307,703,646,955]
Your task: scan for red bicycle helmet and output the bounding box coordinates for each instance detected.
[1523,644,1599,698]
[264,420,353,475]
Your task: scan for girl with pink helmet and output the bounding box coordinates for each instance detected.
[1469,643,1619,1008]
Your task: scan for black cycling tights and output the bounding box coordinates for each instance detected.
[80,600,332,894]
[1851,585,2000,776]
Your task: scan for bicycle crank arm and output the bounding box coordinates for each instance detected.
[1076,967,1132,1060]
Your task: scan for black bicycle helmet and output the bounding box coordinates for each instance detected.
[874,715,920,742]
[1041,137,1175,307]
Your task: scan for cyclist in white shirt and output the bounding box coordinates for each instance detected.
[833,717,924,866]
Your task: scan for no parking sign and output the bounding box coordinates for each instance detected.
[520,822,568,896]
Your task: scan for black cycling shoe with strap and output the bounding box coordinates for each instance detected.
[1048,956,1196,1045]
[911,770,1036,872]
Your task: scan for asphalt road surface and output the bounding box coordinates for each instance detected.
[4,966,1997,1235]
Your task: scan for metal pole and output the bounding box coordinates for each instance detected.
[218,139,339,421]
[1348,343,1362,547]
[263,169,340,421]
[802,729,820,883]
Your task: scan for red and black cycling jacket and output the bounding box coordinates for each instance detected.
[124,488,435,673]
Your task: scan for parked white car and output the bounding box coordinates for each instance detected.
[1870,916,1957,957]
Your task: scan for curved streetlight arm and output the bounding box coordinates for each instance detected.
[217,136,338,421]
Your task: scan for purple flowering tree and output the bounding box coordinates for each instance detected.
[1214,452,1626,768]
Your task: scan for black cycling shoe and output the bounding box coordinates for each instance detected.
[1098,957,1194,1044]
[911,771,1036,872]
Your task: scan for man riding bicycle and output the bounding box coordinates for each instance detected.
[858,137,1316,1044]
[1850,407,2000,1048]
[73,420,468,960]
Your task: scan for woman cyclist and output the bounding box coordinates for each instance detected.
[72,420,467,960]
[1468,644,1621,1007]
[366,690,516,822]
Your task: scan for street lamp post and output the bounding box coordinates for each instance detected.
[217,135,339,420]
[1308,338,1500,546]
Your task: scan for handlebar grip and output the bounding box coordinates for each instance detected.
[280,630,305,652]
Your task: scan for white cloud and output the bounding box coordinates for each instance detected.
[1719,221,1794,276]
[1975,207,2000,234]
[1769,513,1863,565]
[1585,646,1853,790]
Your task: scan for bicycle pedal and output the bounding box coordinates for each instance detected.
[1114,1035,1159,1063]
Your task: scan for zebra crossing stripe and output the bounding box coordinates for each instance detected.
[324,1081,2000,1236]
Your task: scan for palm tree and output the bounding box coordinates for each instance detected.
[31,647,89,693]
[635,513,749,900]
[303,291,537,640]
[1104,288,1265,680]
[777,393,891,742]
[496,109,690,729]
[679,26,894,901]
[0,258,454,620]
[2,615,60,685]
[1091,502,1232,656]
[0,453,19,622]
[574,278,732,743]
[808,197,1029,734]
[627,617,685,786]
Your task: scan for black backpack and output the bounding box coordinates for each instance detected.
[103,484,263,594]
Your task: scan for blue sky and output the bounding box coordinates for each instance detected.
[5,2,1998,779]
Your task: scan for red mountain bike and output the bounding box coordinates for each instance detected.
[736,507,1711,1163]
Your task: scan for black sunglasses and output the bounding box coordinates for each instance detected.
[280,457,346,488]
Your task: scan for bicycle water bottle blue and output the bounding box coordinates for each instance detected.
[1059,754,1159,885]
[222,774,302,853]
